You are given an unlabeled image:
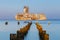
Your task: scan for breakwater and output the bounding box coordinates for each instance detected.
[10,22,49,40]
[36,22,49,40]
[10,22,32,40]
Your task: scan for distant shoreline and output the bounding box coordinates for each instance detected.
[0,19,60,21]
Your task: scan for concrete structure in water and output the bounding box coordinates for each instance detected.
[15,6,47,20]
[10,22,49,40]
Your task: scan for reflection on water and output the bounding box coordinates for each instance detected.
[0,20,60,40]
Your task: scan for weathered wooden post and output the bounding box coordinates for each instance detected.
[35,22,49,40]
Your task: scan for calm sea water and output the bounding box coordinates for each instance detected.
[0,20,60,40]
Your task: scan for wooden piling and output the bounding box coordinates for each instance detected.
[35,22,49,40]
[10,22,32,40]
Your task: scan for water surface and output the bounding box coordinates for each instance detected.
[0,20,60,40]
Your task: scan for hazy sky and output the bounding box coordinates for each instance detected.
[0,0,60,20]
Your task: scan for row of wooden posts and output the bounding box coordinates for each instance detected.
[36,22,49,40]
[10,22,49,40]
[10,22,32,40]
